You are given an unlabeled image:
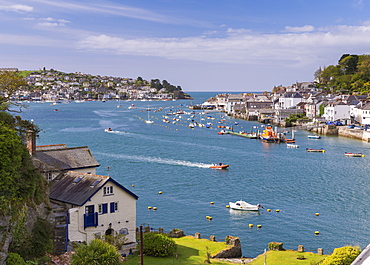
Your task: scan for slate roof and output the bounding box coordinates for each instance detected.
[283,92,303,98]
[361,103,370,110]
[50,171,138,206]
[34,146,100,171]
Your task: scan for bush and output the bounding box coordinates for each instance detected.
[268,242,285,251]
[321,245,361,265]
[6,253,26,265]
[143,232,177,257]
[71,239,121,265]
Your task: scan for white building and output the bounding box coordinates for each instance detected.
[50,171,138,251]
[324,102,351,122]
[358,103,370,125]
[278,92,303,109]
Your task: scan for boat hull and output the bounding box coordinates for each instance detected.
[306,148,325,153]
[229,200,259,211]
[210,164,229,169]
[344,153,365,157]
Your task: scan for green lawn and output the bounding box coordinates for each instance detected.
[249,250,327,265]
[122,236,238,265]
[122,236,327,265]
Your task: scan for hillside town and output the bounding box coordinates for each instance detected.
[4,68,191,101]
[201,81,370,128]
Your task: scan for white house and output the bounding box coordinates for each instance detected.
[278,92,303,109]
[50,171,138,252]
[358,103,370,125]
[324,102,351,123]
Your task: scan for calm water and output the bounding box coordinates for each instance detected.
[19,92,370,257]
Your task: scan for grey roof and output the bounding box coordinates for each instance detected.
[50,171,138,206]
[34,146,100,171]
[361,103,370,110]
[283,92,303,98]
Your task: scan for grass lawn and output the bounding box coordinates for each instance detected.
[122,236,238,265]
[122,236,327,265]
[249,250,327,265]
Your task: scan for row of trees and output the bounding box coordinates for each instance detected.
[315,54,370,94]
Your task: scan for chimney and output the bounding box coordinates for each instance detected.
[26,130,36,156]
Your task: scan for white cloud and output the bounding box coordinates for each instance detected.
[76,24,370,69]
[284,25,315,33]
[0,4,33,12]
[37,17,70,27]
[226,28,253,35]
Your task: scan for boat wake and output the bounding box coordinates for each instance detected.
[96,152,211,168]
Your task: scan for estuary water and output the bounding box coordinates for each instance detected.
[19,92,370,257]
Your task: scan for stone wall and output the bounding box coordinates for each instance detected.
[211,235,242,259]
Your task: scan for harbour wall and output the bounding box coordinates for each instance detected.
[311,126,370,142]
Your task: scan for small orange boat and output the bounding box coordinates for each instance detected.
[210,163,229,169]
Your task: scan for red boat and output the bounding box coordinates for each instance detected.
[210,163,229,169]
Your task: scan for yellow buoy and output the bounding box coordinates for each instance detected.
[257,225,262,228]
[158,191,163,194]
[153,207,157,210]
[276,209,280,212]
[226,205,230,208]
[131,185,135,187]
[267,209,271,212]
[315,231,320,235]
[249,224,254,228]
[315,213,320,216]
[148,206,152,210]
[210,202,214,204]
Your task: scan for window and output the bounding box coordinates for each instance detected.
[98,203,108,214]
[110,202,118,213]
[103,186,113,195]
[85,205,94,214]
[46,172,53,181]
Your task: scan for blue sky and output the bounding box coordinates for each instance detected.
[1,0,369,92]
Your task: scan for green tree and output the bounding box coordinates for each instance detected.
[339,54,359,75]
[71,239,122,265]
[0,119,43,215]
[321,246,361,265]
[0,71,27,111]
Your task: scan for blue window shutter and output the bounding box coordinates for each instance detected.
[102,203,108,214]
[110,202,115,213]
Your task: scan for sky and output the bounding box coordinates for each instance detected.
[1,0,370,92]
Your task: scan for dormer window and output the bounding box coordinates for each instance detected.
[103,186,113,195]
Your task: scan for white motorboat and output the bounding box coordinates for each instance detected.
[287,143,299,148]
[308,135,321,139]
[229,200,261,211]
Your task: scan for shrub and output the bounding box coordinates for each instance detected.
[268,242,285,251]
[71,239,121,265]
[6,253,26,265]
[321,245,361,265]
[143,232,177,257]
